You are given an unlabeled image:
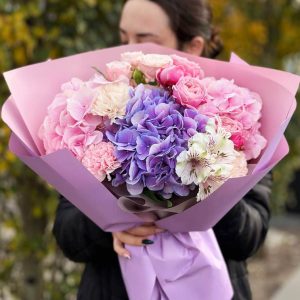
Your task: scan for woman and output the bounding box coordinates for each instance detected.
[53,1,272,299]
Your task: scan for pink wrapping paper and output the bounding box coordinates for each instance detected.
[1,43,299,300]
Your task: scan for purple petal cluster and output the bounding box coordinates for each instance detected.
[106,84,208,199]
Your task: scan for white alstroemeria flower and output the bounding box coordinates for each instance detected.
[197,177,224,202]
[176,143,211,185]
[176,118,246,201]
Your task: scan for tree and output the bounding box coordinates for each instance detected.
[0,1,122,299]
[211,0,300,210]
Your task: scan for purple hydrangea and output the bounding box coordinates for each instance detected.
[106,84,208,199]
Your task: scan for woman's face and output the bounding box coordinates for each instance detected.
[119,0,178,49]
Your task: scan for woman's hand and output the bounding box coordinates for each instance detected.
[112,223,164,259]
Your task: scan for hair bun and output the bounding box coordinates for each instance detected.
[204,27,223,58]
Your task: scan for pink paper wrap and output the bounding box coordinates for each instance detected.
[1,43,299,300]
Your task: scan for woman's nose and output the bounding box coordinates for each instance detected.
[127,36,138,45]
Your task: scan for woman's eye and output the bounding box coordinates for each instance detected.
[138,36,159,44]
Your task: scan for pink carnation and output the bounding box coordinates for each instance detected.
[81,142,120,182]
[173,76,208,109]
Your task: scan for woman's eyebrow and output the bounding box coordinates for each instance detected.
[136,32,158,38]
[119,27,159,38]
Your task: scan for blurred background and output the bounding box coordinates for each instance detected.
[0,1,300,299]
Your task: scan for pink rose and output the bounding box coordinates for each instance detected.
[106,60,132,82]
[156,65,185,86]
[173,76,208,109]
[171,55,204,78]
[81,142,120,182]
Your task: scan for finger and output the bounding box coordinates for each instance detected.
[115,231,153,246]
[113,234,131,259]
[127,225,164,237]
[143,222,166,232]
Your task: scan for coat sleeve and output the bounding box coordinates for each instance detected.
[52,195,114,263]
[213,173,272,261]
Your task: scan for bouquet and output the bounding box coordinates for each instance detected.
[39,51,263,205]
[1,43,299,300]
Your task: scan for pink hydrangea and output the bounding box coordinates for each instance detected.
[81,142,120,182]
[39,79,104,159]
[220,117,245,150]
[197,77,266,160]
[242,124,267,160]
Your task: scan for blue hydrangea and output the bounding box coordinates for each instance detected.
[106,84,208,199]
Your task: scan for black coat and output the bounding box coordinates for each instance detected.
[53,173,272,300]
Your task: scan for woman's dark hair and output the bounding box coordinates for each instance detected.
[148,0,223,58]
[124,0,223,58]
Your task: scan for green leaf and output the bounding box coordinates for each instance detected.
[167,200,173,208]
[148,80,158,86]
[132,69,146,84]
